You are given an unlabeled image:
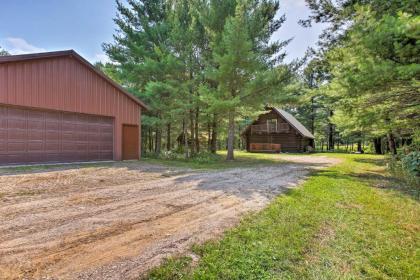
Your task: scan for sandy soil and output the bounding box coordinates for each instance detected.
[0,156,339,280]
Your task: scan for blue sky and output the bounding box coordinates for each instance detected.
[0,0,325,63]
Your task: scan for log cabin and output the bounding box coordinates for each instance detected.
[242,108,315,153]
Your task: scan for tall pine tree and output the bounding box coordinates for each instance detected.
[205,0,292,160]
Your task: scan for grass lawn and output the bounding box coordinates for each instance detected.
[143,150,305,169]
[146,153,419,279]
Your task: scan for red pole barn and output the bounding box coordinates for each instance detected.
[0,50,148,165]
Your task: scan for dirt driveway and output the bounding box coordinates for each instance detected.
[0,156,339,280]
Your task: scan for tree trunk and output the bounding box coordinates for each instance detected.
[357,140,362,153]
[238,123,242,150]
[166,123,171,151]
[210,114,217,154]
[195,107,200,153]
[373,137,382,154]
[381,137,387,154]
[148,127,153,152]
[207,120,211,152]
[226,110,235,160]
[387,132,397,155]
[328,110,334,150]
[141,127,145,155]
[310,96,315,134]
[155,127,161,154]
[144,128,148,153]
[183,118,189,158]
[189,110,195,155]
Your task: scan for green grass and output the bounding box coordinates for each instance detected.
[0,151,290,174]
[143,150,307,170]
[146,153,419,280]
[0,151,309,173]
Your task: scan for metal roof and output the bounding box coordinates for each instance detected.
[272,108,315,139]
[0,50,149,110]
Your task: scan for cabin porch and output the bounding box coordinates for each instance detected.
[249,143,281,153]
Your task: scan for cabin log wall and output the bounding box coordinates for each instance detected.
[244,111,312,152]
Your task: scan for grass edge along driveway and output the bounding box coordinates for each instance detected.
[146,153,419,280]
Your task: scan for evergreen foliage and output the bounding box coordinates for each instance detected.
[298,0,419,154]
[103,0,292,160]
[100,0,419,159]
[0,46,9,56]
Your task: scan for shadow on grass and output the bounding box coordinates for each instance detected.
[358,174,419,201]
[315,160,419,201]
[353,157,387,166]
[290,152,419,201]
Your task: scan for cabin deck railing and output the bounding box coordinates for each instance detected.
[250,123,288,133]
[250,143,281,152]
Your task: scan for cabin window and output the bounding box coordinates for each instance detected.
[267,119,277,132]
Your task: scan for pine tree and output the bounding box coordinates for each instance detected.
[206,0,292,160]
[301,0,420,153]
[104,0,184,154]
[104,0,293,159]
[0,46,9,56]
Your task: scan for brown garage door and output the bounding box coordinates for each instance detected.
[0,105,114,165]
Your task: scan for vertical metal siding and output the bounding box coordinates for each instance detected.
[0,56,141,160]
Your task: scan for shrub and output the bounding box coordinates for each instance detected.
[401,151,420,184]
[190,151,222,163]
[389,149,420,188]
[144,150,222,164]
[144,150,186,160]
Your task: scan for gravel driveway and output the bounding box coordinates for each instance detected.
[0,156,339,279]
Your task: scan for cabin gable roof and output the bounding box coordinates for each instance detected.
[272,108,314,139]
[243,108,315,139]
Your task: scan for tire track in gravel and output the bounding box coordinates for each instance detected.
[0,157,339,280]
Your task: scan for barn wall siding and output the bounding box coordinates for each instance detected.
[0,56,141,161]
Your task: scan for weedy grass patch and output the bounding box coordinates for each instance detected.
[143,150,304,170]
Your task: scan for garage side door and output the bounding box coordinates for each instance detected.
[122,124,139,160]
[0,105,114,165]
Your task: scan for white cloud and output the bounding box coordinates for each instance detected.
[93,53,111,64]
[281,0,307,9]
[1,38,110,65]
[4,37,46,55]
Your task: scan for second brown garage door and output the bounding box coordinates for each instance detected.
[0,105,114,165]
